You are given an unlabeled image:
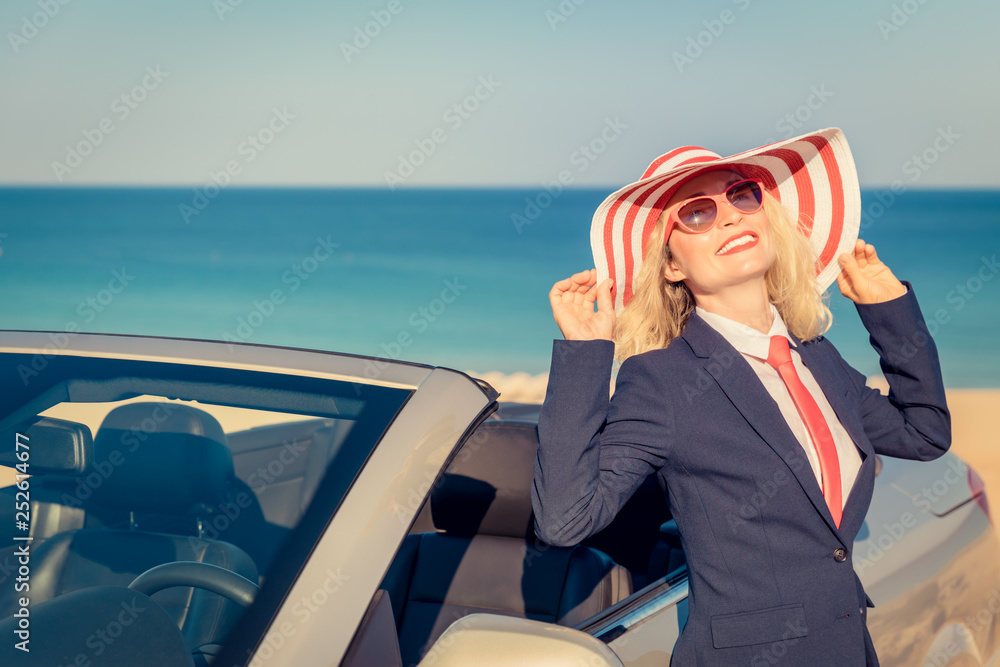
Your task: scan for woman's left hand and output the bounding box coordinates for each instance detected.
[837,240,907,304]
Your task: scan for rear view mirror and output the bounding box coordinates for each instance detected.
[0,416,92,474]
[418,613,624,667]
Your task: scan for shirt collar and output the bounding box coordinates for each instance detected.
[695,304,795,361]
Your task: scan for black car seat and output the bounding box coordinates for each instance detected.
[646,519,687,582]
[382,420,633,667]
[0,402,257,651]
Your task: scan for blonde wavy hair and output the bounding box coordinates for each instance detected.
[613,191,833,362]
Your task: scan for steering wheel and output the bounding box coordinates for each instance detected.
[129,561,260,607]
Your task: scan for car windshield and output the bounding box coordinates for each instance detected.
[0,352,411,661]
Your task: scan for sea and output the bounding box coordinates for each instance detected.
[0,187,998,387]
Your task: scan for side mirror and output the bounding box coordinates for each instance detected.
[0,416,92,474]
[417,613,624,667]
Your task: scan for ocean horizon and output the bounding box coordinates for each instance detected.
[1,186,998,388]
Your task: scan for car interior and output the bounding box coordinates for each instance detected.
[0,394,683,666]
[0,402,283,665]
[374,405,677,666]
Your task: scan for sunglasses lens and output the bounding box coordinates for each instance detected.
[728,181,763,212]
[671,181,763,235]
[677,199,717,231]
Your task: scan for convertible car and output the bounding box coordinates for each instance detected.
[0,330,997,666]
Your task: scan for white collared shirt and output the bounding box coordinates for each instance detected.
[695,305,862,510]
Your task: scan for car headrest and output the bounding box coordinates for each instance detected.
[90,402,235,516]
[430,421,539,539]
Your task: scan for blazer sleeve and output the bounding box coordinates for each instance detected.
[531,339,671,547]
[838,283,951,461]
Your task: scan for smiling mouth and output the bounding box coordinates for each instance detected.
[716,233,759,255]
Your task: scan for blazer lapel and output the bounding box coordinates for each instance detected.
[681,315,847,542]
[793,338,876,540]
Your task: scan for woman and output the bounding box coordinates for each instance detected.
[531,128,949,666]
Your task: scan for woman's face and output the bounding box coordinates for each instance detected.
[663,169,776,296]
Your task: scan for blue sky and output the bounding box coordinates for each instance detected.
[1,0,997,188]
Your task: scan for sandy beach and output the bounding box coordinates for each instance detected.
[943,390,1000,508]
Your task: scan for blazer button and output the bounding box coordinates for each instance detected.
[833,548,848,562]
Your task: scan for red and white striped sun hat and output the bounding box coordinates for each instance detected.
[591,127,861,314]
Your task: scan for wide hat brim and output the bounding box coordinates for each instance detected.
[591,127,861,314]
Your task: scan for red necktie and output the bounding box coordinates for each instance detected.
[766,336,842,528]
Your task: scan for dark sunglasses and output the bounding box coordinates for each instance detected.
[663,179,764,243]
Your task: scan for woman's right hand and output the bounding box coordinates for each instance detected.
[549,269,616,341]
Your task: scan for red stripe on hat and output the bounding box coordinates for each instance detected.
[622,180,684,305]
[803,135,844,271]
[620,181,670,305]
[641,185,681,251]
[642,146,704,178]
[759,148,815,235]
[603,181,650,306]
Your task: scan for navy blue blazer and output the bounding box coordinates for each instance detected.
[532,287,950,666]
